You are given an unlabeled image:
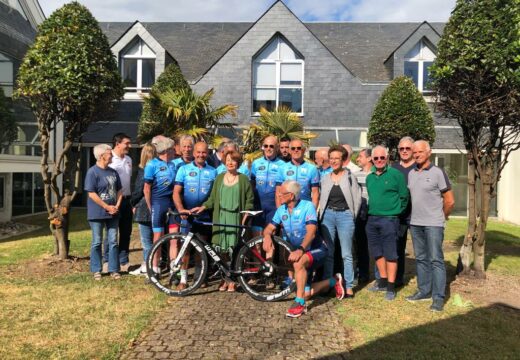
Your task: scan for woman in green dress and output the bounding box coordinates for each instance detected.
[192,150,254,292]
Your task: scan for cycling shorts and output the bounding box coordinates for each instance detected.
[151,198,177,234]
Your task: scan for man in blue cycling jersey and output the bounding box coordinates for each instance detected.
[263,180,345,318]
[144,136,178,274]
[215,141,250,178]
[315,148,333,179]
[172,135,194,171]
[275,139,319,208]
[173,141,217,289]
[250,135,285,237]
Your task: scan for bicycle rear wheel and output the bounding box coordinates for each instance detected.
[146,233,208,296]
[235,235,296,302]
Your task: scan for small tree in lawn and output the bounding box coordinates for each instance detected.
[368,76,435,158]
[430,0,520,278]
[16,2,124,259]
[138,62,190,142]
[0,87,17,149]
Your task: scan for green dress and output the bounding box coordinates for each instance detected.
[215,181,240,252]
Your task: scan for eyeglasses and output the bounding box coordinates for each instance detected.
[373,156,386,161]
[262,144,275,149]
[290,147,302,151]
[399,147,411,152]
[277,191,292,197]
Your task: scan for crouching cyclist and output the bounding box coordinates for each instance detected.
[263,180,345,318]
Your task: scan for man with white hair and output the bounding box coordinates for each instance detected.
[84,144,123,280]
[172,135,195,171]
[407,140,454,312]
[263,180,344,318]
[365,145,409,300]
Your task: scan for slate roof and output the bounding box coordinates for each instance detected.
[0,1,36,59]
[99,21,445,83]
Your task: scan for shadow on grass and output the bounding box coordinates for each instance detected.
[316,303,520,359]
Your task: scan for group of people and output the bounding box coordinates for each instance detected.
[85,132,454,318]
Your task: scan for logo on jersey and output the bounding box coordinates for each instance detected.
[301,168,307,174]
[282,215,288,220]
[189,171,197,177]
[259,166,266,171]
[287,170,295,176]
[189,187,196,193]
[160,166,166,171]
[258,180,265,185]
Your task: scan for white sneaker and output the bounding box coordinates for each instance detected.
[130,264,146,276]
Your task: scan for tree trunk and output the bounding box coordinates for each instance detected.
[473,162,493,279]
[459,156,477,276]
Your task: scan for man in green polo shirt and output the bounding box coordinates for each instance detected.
[366,145,409,300]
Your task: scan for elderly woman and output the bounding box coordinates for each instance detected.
[129,142,156,276]
[84,144,123,280]
[319,145,362,298]
[192,150,254,292]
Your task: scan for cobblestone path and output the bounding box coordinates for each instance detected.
[121,284,352,359]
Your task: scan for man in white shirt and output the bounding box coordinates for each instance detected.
[104,132,133,272]
[342,144,361,173]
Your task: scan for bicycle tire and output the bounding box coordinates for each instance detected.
[146,233,208,296]
[235,235,296,302]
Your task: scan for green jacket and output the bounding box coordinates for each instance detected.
[366,165,409,216]
[203,173,254,245]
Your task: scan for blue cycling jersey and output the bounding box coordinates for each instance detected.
[143,157,177,200]
[275,161,320,201]
[319,166,333,179]
[174,161,217,209]
[251,156,285,209]
[216,163,250,178]
[271,199,320,249]
[172,157,191,171]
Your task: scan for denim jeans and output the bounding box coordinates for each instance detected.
[103,198,132,265]
[90,218,119,273]
[138,222,153,263]
[321,209,355,289]
[410,225,446,300]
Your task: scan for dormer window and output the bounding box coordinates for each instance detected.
[121,38,155,93]
[404,39,435,93]
[252,35,304,114]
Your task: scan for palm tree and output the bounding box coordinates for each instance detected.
[242,106,317,160]
[154,87,237,143]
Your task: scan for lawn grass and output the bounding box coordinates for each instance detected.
[0,209,167,360]
[339,218,520,358]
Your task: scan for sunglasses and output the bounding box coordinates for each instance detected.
[262,144,275,149]
[290,146,303,151]
[399,147,411,151]
[373,156,386,161]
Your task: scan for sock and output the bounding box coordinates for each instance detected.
[329,277,337,288]
[180,269,187,283]
[295,297,305,306]
[153,266,161,274]
[387,282,395,292]
[378,277,388,288]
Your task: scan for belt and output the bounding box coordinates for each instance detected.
[327,206,349,212]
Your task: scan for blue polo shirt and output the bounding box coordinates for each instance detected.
[275,161,320,202]
[175,161,217,209]
[271,199,320,249]
[251,156,285,209]
[143,157,177,200]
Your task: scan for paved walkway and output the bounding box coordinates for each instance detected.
[120,284,352,359]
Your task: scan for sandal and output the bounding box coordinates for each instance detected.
[218,280,228,292]
[93,272,102,281]
[227,282,236,292]
[110,272,121,280]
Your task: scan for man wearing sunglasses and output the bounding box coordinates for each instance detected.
[250,135,285,236]
[275,139,320,208]
[365,145,409,301]
[391,136,415,287]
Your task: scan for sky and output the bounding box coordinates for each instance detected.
[39,0,457,22]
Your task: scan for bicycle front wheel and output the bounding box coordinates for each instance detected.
[146,233,208,296]
[235,235,296,302]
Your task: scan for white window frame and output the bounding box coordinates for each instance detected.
[120,38,156,94]
[404,39,435,94]
[252,37,304,116]
[0,52,13,97]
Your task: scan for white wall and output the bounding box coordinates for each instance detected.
[498,149,520,225]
